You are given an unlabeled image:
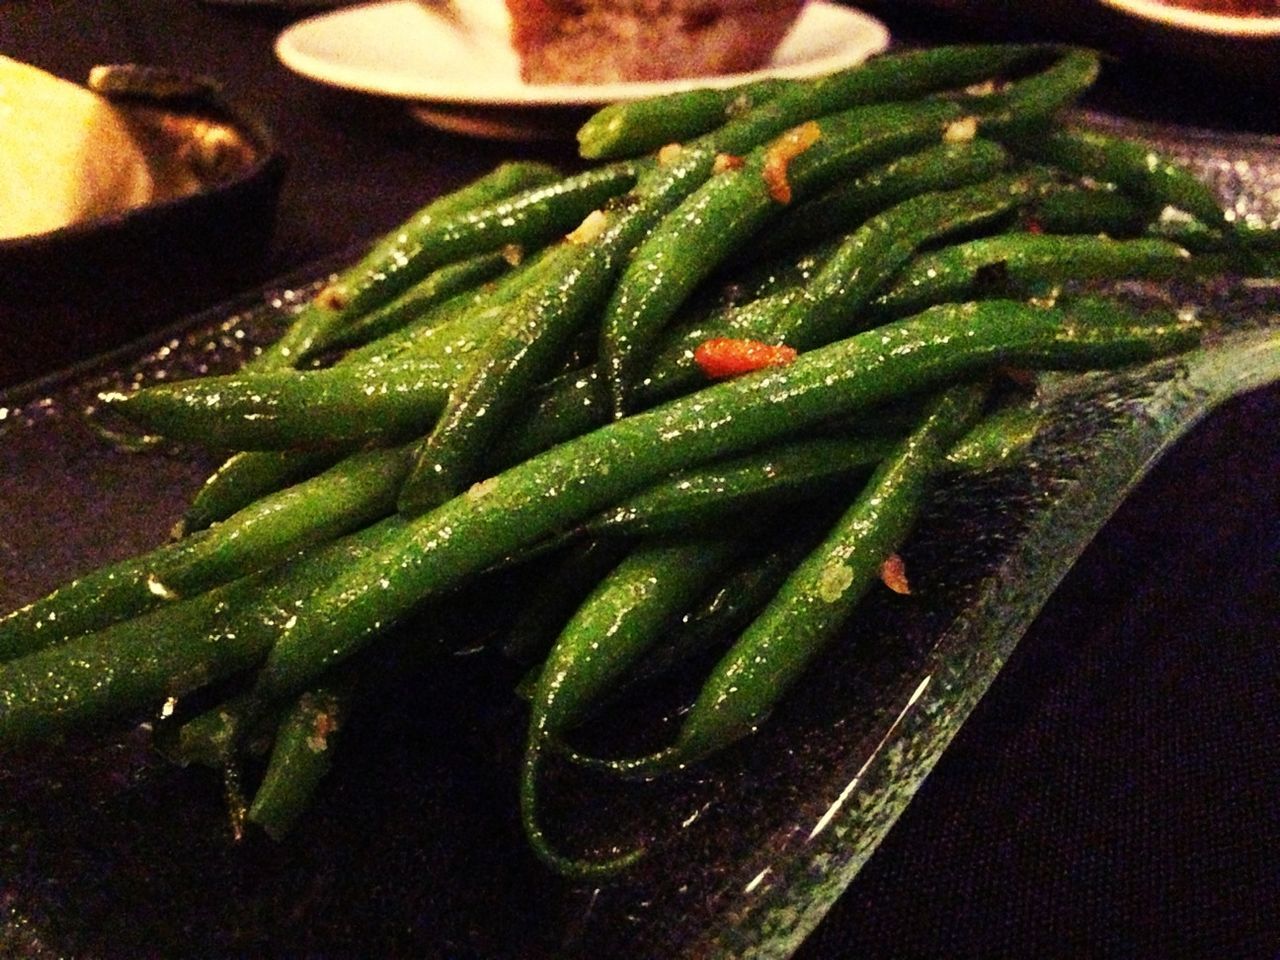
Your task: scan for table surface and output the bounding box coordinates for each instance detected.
[1,3,1277,958]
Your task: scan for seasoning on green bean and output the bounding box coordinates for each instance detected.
[749,138,1011,262]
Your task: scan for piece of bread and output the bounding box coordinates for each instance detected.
[0,56,155,240]
[502,0,807,85]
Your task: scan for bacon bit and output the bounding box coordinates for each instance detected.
[657,142,684,166]
[1024,217,1045,235]
[694,337,797,379]
[762,121,821,205]
[998,366,1040,391]
[943,116,978,144]
[501,243,524,266]
[316,284,349,311]
[566,209,608,245]
[880,554,911,595]
[714,152,745,174]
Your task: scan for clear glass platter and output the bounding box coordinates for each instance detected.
[0,119,1277,959]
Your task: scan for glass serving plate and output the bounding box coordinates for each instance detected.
[0,120,1277,959]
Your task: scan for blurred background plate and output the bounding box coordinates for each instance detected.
[275,0,890,137]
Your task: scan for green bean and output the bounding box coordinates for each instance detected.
[577,78,793,160]
[596,383,991,777]
[600,99,978,416]
[579,405,1042,541]
[0,446,410,661]
[520,535,746,877]
[247,683,349,840]
[1024,184,1157,237]
[750,138,1011,261]
[245,298,1199,709]
[397,44,1070,513]
[0,518,403,748]
[871,234,1193,318]
[255,161,628,369]
[600,48,1100,415]
[181,448,343,535]
[105,354,464,450]
[501,538,632,665]
[304,249,517,358]
[174,240,570,529]
[770,170,1059,350]
[1011,127,1228,233]
[584,437,891,539]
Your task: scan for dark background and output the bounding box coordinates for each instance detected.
[1,2,1277,957]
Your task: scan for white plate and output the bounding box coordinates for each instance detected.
[1099,0,1280,36]
[275,0,891,107]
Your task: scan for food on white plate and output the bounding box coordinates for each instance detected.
[450,0,807,84]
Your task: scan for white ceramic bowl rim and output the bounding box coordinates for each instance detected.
[1100,0,1280,37]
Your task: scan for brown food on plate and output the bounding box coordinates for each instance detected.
[504,0,808,84]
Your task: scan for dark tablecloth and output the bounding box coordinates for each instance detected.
[1,3,1276,957]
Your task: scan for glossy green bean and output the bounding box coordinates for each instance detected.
[577,77,792,159]
[246,298,1200,708]
[599,383,991,776]
[871,234,1193,318]
[256,161,631,369]
[0,446,411,660]
[0,518,403,748]
[750,138,1011,261]
[1011,127,1228,233]
[181,448,343,535]
[770,170,1058,349]
[247,684,349,840]
[304,249,516,358]
[520,535,746,876]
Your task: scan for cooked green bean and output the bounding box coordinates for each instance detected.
[520,535,747,876]
[247,683,350,840]
[593,383,991,777]
[577,77,793,160]
[243,299,1199,710]
[1011,127,1228,233]
[0,445,411,660]
[749,138,1011,261]
[181,448,343,535]
[871,234,1193,318]
[0,518,403,748]
[770,170,1059,349]
[256,161,632,369]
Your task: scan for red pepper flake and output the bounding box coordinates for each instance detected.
[762,121,821,205]
[880,554,911,595]
[1024,218,1045,235]
[693,337,797,379]
[714,152,745,174]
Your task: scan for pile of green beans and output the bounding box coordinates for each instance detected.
[4,44,1271,881]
